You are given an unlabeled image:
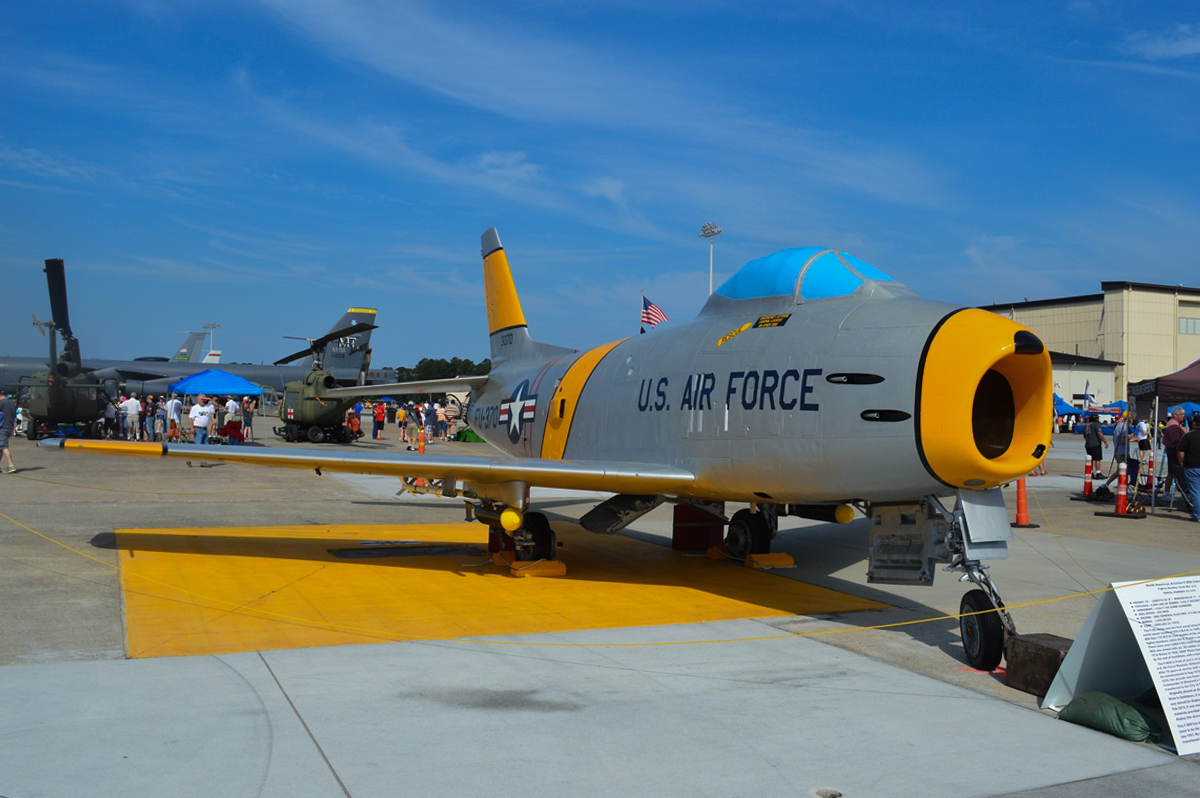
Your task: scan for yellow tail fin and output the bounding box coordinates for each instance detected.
[482,228,527,335]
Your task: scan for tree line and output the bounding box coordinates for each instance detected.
[387,357,491,383]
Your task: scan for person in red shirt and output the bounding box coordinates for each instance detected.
[372,402,386,440]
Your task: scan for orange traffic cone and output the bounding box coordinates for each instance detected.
[1012,477,1039,528]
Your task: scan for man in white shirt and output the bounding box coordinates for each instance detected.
[163,394,183,441]
[189,394,215,445]
[120,393,142,441]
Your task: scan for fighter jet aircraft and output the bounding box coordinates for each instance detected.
[47,228,1052,671]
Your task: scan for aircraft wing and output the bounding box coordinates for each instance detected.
[322,375,490,398]
[41,440,695,495]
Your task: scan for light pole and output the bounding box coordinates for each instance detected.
[203,322,221,356]
[700,222,723,294]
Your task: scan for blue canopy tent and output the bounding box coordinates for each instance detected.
[168,369,264,397]
[1052,393,1078,416]
[1169,401,1200,417]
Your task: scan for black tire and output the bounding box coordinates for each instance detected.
[724,509,772,559]
[26,420,39,441]
[308,425,325,444]
[522,511,557,561]
[89,421,104,439]
[960,589,1004,671]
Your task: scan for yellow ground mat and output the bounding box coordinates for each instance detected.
[116,523,886,658]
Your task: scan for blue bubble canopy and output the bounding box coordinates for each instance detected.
[715,248,894,302]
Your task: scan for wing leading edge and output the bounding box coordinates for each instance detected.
[322,375,489,398]
[42,440,695,495]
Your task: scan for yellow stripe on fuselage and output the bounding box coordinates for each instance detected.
[483,246,528,335]
[540,339,627,459]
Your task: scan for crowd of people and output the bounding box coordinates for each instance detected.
[1081,407,1200,520]
[343,399,461,448]
[103,392,258,444]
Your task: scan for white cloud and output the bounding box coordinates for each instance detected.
[251,0,944,208]
[1122,24,1200,61]
[0,143,102,181]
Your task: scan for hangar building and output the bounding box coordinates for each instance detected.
[983,281,1200,405]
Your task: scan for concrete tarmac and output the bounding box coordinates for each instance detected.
[1,427,1198,796]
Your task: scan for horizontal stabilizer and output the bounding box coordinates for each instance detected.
[322,375,489,398]
[42,439,696,495]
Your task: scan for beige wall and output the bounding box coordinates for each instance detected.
[1181,300,1200,370]
[988,285,1200,399]
[991,299,1105,361]
[1054,364,1115,406]
[1108,288,1179,386]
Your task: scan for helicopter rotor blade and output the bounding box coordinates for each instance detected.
[44,259,73,341]
[272,322,377,365]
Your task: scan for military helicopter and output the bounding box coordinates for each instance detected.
[274,322,378,443]
[20,259,114,440]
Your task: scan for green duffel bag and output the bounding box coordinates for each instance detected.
[1058,691,1162,743]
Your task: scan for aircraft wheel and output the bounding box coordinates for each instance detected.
[523,511,557,561]
[960,589,1004,672]
[725,509,771,559]
[90,421,104,439]
[26,420,40,441]
[308,425,325,444]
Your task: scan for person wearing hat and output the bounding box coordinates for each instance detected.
[1083,413,1108,479]
[0,389,17,473]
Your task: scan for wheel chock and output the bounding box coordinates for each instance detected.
[706,545,732,559]
[491,552,567,577]
[745,553,794,569]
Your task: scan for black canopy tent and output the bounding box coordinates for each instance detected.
[1128,357,1200,417]
[1127,358,1200,514]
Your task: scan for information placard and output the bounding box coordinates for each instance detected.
[1112,575,1200,755]
[1043,574,1200,756]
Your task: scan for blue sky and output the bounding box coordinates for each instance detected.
[3,1,1199,366]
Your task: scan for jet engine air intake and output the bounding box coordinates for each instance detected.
[916,309,1052,490]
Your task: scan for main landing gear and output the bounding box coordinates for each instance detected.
[471,501,565,577]
[723,507,774,559]
[866,492,1016,672]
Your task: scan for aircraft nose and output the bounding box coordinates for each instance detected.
[916,309,1052,489]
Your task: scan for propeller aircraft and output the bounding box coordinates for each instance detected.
[46,228,1052,671]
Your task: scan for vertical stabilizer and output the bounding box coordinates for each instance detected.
[481,228,574,364]
[308,307,377,374]
[173,332,206,362]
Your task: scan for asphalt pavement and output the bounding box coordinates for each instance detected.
[1,427,1197,797]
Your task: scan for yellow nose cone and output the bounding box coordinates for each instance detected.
[917,309,1052,489]
[500,508,524,532]
[834,504,855,524]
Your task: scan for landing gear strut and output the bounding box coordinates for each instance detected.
[517,511,557,561]
[956,561,1013,672]
[867,491,1016,672]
